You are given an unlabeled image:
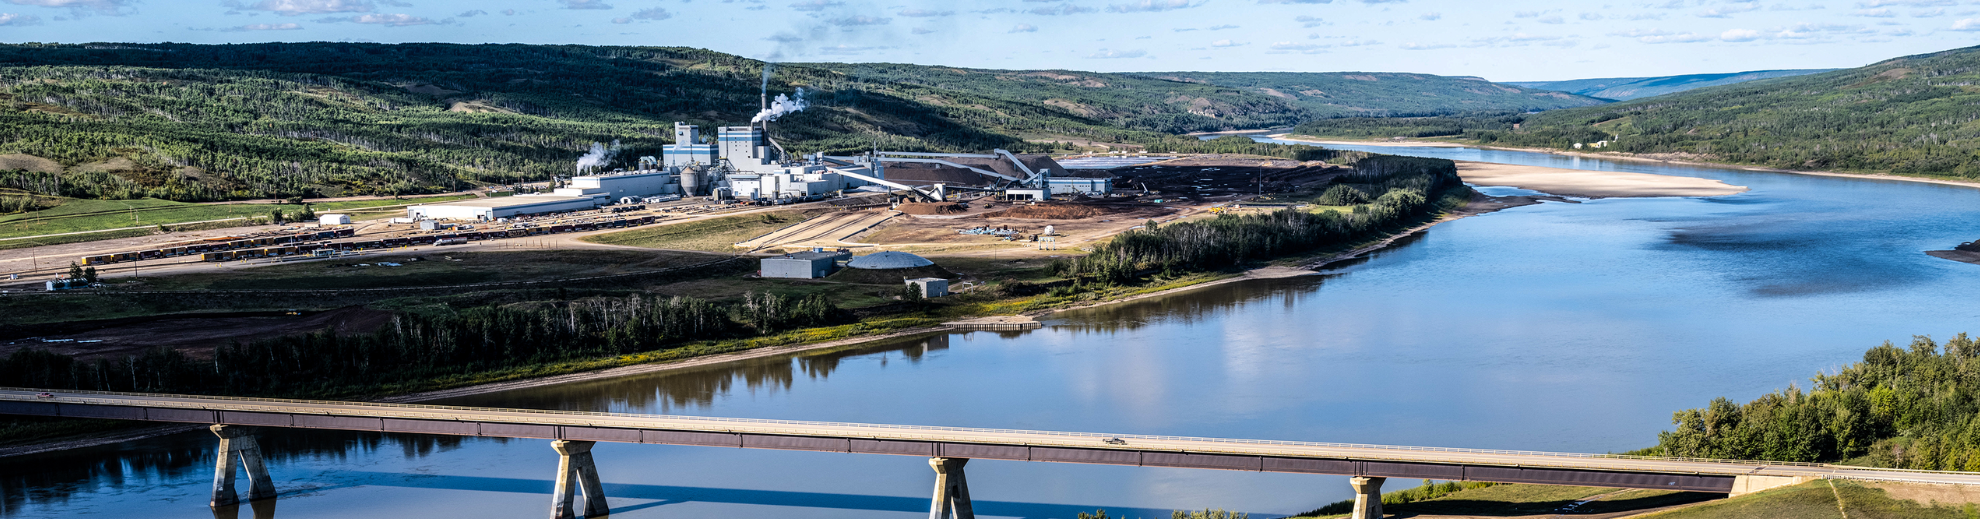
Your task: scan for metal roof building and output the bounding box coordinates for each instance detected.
[846,251,935,270]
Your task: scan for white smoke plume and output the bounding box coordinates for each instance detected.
[575,139,624,173]
[752,88,809,123]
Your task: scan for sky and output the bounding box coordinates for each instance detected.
[1,0,1978,81]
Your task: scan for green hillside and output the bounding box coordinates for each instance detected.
[1295,45,1980,180]
[1148,71,1607,117]
[0,42,1610,203]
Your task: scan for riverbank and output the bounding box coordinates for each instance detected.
[1272,134,1980,192]
[1456,161,1748,198]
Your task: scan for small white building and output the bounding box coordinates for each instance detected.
[905,277,949,298]
[319,214,352,225]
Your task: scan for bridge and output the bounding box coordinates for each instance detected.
[5,388,1978,519]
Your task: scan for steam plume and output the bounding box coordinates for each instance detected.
[751,88,808,123]
[575,139,624,173]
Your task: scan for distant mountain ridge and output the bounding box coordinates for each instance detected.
[1140,71,1608,117]
[1509,69,1835,101]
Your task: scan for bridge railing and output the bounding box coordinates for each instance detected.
[0,387,1859,471]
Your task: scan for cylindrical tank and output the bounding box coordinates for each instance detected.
[679,165,704,196]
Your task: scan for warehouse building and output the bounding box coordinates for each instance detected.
[406,195,599,221]
[760,249,852,279]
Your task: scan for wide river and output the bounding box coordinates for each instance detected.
[5,144,1979,518]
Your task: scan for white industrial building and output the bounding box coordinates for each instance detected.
[553,170,679,199]
[407,195,599,221]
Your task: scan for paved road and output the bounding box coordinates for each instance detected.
[4,388,1976,490]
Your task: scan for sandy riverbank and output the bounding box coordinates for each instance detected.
[1457,161,1748,198]
[1271,134,1980,192]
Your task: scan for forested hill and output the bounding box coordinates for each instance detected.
[1142,71,1606,116]
[808,66,1607,121]
[1508,69,1832,101]
[1295,45,1980,180]
[0,42,1607,201]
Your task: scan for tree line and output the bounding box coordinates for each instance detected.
[0,291,843,397]
[1657,333,1980,470]
[1053,155,1467,284]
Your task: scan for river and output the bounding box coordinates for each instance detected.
[4,145,1978,518]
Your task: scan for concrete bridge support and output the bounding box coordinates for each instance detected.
[928,457,976,519]
[208,425,277,508]
[1349,476,1385,519]
[550,440,610,519]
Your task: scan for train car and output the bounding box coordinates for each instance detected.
[201,252,232,262]
[549,225,572,233]
[335,228,355,238]
[411,235,436,245]
[505,229,527,238]
[81,255,114,266]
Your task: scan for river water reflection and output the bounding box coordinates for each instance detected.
[4,146,1979,518]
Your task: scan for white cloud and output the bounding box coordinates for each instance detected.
[230,22,302,30]
[1087,48,1148,58]
[612,7,669,23]
[0,12,40,24]
[1537,15,1564,23]
[1698,3,1761,17]
[1952,17,1980,30]
[223,0,371,16]
[1208,24,1240,29]
[558,0,612,10]
[1107,0,1196,13]
[898,8,951,17]
[5,0,133,14]
[1210,38,1245,46]
[1418,12,1440,20]
[1720,28,1763,41]
[789,0,840,12]
[1269,41,1326,51]
[912,27,936,34]
[1858,0,1955,6]
[1295,15,1324,27]
[1579,12,1603,20]
[457,9,487,17]
[317,13,438,26]
[1854,8,1897,16]
[830,15,890,25]
[1009,23,1037,32]
[1029,4,1094,14]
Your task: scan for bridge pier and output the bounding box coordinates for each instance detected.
[928,457,976,519]
[550,440,609,519]
[208,425,277,508]
[1349,476,1385,519]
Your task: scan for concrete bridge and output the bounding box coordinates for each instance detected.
[4,388,1977,519]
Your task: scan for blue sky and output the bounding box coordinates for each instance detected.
[1,0,1977,80]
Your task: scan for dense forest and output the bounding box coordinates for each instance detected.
[0,291,842,397]
[1296,45,1980,180]
[0,42,1600,202]
[1053,155,1467,283]
[1656,334,1980,471]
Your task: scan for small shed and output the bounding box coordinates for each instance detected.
[761,250,853,279]
[319,214,352,225]
[906,277,949,298]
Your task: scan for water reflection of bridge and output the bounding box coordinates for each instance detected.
[7,388,1978,519]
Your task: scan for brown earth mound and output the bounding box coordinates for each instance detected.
[898,202,967,215]
[980,204,1108,220]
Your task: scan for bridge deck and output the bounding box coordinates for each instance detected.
[4,388,1975,493]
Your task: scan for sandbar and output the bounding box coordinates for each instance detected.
[1457,161,1747,198]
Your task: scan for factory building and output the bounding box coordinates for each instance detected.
[553,170,678,199]
[407,196,599,221]
[663,123,718,169]
[760,249,853,279]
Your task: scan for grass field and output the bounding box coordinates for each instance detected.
[580,209,830,252]
[133,249,729,291]
[1642,480,1969,519]
[1290,480,1980,519]
[0,195,476,240]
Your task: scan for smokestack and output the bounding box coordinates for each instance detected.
[759,63,773,121]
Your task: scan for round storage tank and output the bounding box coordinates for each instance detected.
[845,251,935,270]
